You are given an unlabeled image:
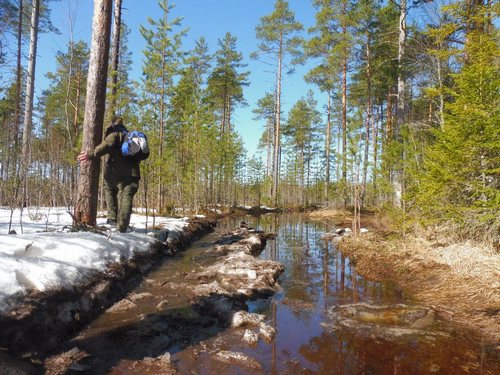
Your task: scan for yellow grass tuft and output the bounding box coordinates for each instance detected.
[338,234,500,343]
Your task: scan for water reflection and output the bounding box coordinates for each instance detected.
[74,214,498,374]
[230,214,499,374]
[253,214,401,309]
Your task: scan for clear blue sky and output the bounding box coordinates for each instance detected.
[35,0,323,157]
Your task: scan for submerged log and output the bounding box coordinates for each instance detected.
[326,303,443,341]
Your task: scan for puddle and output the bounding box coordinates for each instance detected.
[37,214,500,374]
[173,215,499,374]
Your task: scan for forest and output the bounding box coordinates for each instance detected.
[0,0,498,242]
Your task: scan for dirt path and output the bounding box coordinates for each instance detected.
[41,227,283,374]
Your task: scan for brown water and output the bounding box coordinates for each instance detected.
[52,214,500,374]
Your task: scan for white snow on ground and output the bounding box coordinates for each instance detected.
[0,207,190,311]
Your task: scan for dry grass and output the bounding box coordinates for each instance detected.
[308,208,352,220]
[338,233,500,344]
[307,208,390,233]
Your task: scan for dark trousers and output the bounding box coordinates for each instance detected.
[104,176,139,232]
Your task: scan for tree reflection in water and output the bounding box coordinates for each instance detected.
[187,214,499,374]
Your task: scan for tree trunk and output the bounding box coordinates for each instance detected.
[341,0,348,199]
[341,54,348,207]
[387,89,393,139]
[72,71,82,203]
[74,0,112,225]
[336,117,341,184]
[372,107,379,200]
[396,0,406,132]
[64,41,75,153]
[306,145,311,207]
[266,117,273,178]
[157,12,168,212]
[361,40,372,207]
[324,91,331,204]
[109,0,122,118]
[21,0,40,207]
[393,0,407,207]
[436,57,445,129]
[9,0,23,180]
[272,31,283,206]
[300,147,304,206]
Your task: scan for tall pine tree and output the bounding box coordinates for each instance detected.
[252,0,303,205]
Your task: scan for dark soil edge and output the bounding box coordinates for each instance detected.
[0,218,216,354]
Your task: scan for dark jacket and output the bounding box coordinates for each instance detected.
[88,124,141,179]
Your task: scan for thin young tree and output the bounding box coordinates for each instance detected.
[207,32,249,204]
[252,92,275,180]
[282,91,321,207]
[74,0,112,225]
[307,0,341,204]
[252,0,303,206]
[20,0,40,210]
[309,0,356,206]
[140,0,186,212]
[109,0,122,118]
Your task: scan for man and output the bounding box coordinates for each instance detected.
[77,117,140,233]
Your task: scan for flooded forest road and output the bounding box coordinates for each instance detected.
[41,215,499,374]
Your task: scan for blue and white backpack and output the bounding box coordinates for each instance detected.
[121,130,150,162]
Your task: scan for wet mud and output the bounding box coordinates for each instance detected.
[40,226,283,374]
[0,219,215,355]
[2,214,499,374]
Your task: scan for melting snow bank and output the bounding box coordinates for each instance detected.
[0,217,216,353]
[170,229,283,373]
[191,230,284,319]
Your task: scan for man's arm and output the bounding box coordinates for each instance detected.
[77,132,118,163]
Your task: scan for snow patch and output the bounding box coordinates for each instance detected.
[0,208,189,311]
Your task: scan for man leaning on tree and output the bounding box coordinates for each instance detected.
[77,117,140,233]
